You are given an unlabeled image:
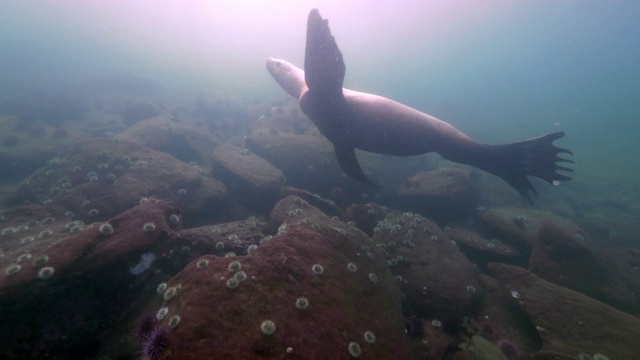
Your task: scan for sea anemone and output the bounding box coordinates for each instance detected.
[295,297,309,310]
[37,266,55,280]
[228,260,241,273]
[98,223,114,236]
[348,342,362,358]
[311,263,324,275]
[363,331,376,344]
[260,320,276,335]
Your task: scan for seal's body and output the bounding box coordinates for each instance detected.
[266,9,573,202]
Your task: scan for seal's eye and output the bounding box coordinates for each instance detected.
[275,62,282,67]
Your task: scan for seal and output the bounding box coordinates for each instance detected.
[266,9,573,203]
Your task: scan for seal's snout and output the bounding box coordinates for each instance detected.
[265,58,276,75]
[266,58,286,76]
[265,57,276,69]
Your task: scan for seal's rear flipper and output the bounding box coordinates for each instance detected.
[482,131,573,203]
[305,9,345,97]
[335,145,381,188]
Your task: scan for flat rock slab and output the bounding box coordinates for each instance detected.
[446,226,523,263]
[476,207,588,250]
[170,217,269,257]
[210,144,285,208]
[398,168,480,221]
[117,115,222,166]
[16,138,228,226]
[0,116,79,182]
[0,198,178,294]
[245,129,346,193]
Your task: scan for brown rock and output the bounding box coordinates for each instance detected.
[411,320,455,359]
[120,101,160,125]
[0,116,79,183]
[117,115,222,166]
[16,138,229,226]
[0,198,178,358]
[372,212,480,324]
[245,129,346,193]
[398,168,480,222]
[279,187,343,219]
[142,196,412,359]
[210,144,286,210]
[447,226,524,265]
[170,217,269,257]
[530,222,636,311]
[600,247,640,314]
[476,207,588,251]
[345,203,388,237]
[488,263,640,359]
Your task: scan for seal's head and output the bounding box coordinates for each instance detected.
[266,57,307,99]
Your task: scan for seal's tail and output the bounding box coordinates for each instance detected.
[481,131,573,203]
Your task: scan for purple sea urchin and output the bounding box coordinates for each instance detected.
[135,313,157,342]
[495,338,523,359]
[142,326,170,360]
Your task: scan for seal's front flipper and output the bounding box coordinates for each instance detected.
[482,131,573,203]
[334,145,381,188]
[305,9,345,97]
[304,9,376,188]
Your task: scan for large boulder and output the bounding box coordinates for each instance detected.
[372,211,481,325]
[477,207,637,311]
[488,263,640,360]
[530,221,637,311]
[0,198,179,358]
[133,196,412,359]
